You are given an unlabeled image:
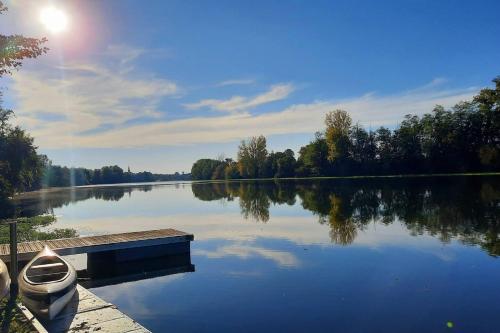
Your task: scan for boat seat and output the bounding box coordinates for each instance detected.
[26,258,69,278]
[25,272,68,283]
[31,263,65,270]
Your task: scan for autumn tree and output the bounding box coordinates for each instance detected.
[237,136,268,178]
[325,110,352,163]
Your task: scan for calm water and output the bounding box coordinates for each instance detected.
[13,177,500,333]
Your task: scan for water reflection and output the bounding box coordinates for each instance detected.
[11,185,157,218]
[78,252,195,288]
[6,177,500,332]
[9,178,500,256]
[192,177,500,255]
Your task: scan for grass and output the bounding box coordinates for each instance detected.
[0,297,37,333]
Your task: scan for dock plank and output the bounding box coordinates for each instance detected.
[41,285,151,333]
[0,228,193,262]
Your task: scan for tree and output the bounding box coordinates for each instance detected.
[275,149,296,178]
[263,149,296,178]
[392,115,424,173]
[296,132,330,176]
[0,1,48,196]
[375,127,393,173]
[325,110,352,162]
[224,161,241,179]
[191,159,222,180]
[237,136,268,178]
[0,112,45,193]
[0,2,48,77]
[474,76,500,170]
[212,163,227,180]
[349,124,376,173]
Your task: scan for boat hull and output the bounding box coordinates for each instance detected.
[18,247,77,320]
[0,259,10,300]
[20,284,76,320]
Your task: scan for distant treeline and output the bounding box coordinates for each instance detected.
[191,77,500,180]
[42,164,191,187]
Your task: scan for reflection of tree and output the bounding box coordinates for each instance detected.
[326,196,357,245]
[11,185,155,218]
[192,177,500,256]
[238,182,270,223]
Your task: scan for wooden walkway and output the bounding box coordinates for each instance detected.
[18,284,151,333]
[0,228,193,262]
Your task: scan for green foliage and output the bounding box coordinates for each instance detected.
[237,136,268,178]
[296,133,329,176]
[325,109,352,162]
[191,159,223,180]
[42,164,189,187]
[224,161,241,179]
[263,149,296,178]
[0,109,45,195]
[0,296,38,333]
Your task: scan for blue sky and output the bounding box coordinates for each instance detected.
[1,0,499,172]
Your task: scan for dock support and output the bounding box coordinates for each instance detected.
[9,221,18,284]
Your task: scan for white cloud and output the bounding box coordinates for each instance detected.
[104,44,145,66]
[184,83,295,113]
[216,78,256,87]
[32,83,473,149]
[9,46,180,143]
[9,57,477,150]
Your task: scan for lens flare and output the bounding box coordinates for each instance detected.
[40,7,68,33]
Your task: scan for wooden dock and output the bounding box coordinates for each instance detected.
[4,228,194,332]
[18,284,151,333]
[0,228,193,262]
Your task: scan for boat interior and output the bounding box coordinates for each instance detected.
[25,256,69,284]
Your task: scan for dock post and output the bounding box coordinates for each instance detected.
[9,221,18,284]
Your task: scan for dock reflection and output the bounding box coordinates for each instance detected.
[78,250,195,288]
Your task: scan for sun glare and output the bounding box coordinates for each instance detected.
[40,7,68,33]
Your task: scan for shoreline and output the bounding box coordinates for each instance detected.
[14,172,500,197]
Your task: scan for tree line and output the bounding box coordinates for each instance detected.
[1,103,190,193]
[191,77,500,180]
[42,163,190,187]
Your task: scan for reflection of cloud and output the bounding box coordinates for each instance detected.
[194,244,300,268]
[225,270,263,277]
[53,211,459,262]
[353,221,457,262]
[57,213,332,245]
[93,273,186,319]
[184,83,294,113]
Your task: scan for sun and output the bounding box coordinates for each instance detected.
[40,7,68,34]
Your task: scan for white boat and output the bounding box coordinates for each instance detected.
[0,259,10,300]
[18,246,77,320]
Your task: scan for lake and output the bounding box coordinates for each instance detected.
[12,176,500,333]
